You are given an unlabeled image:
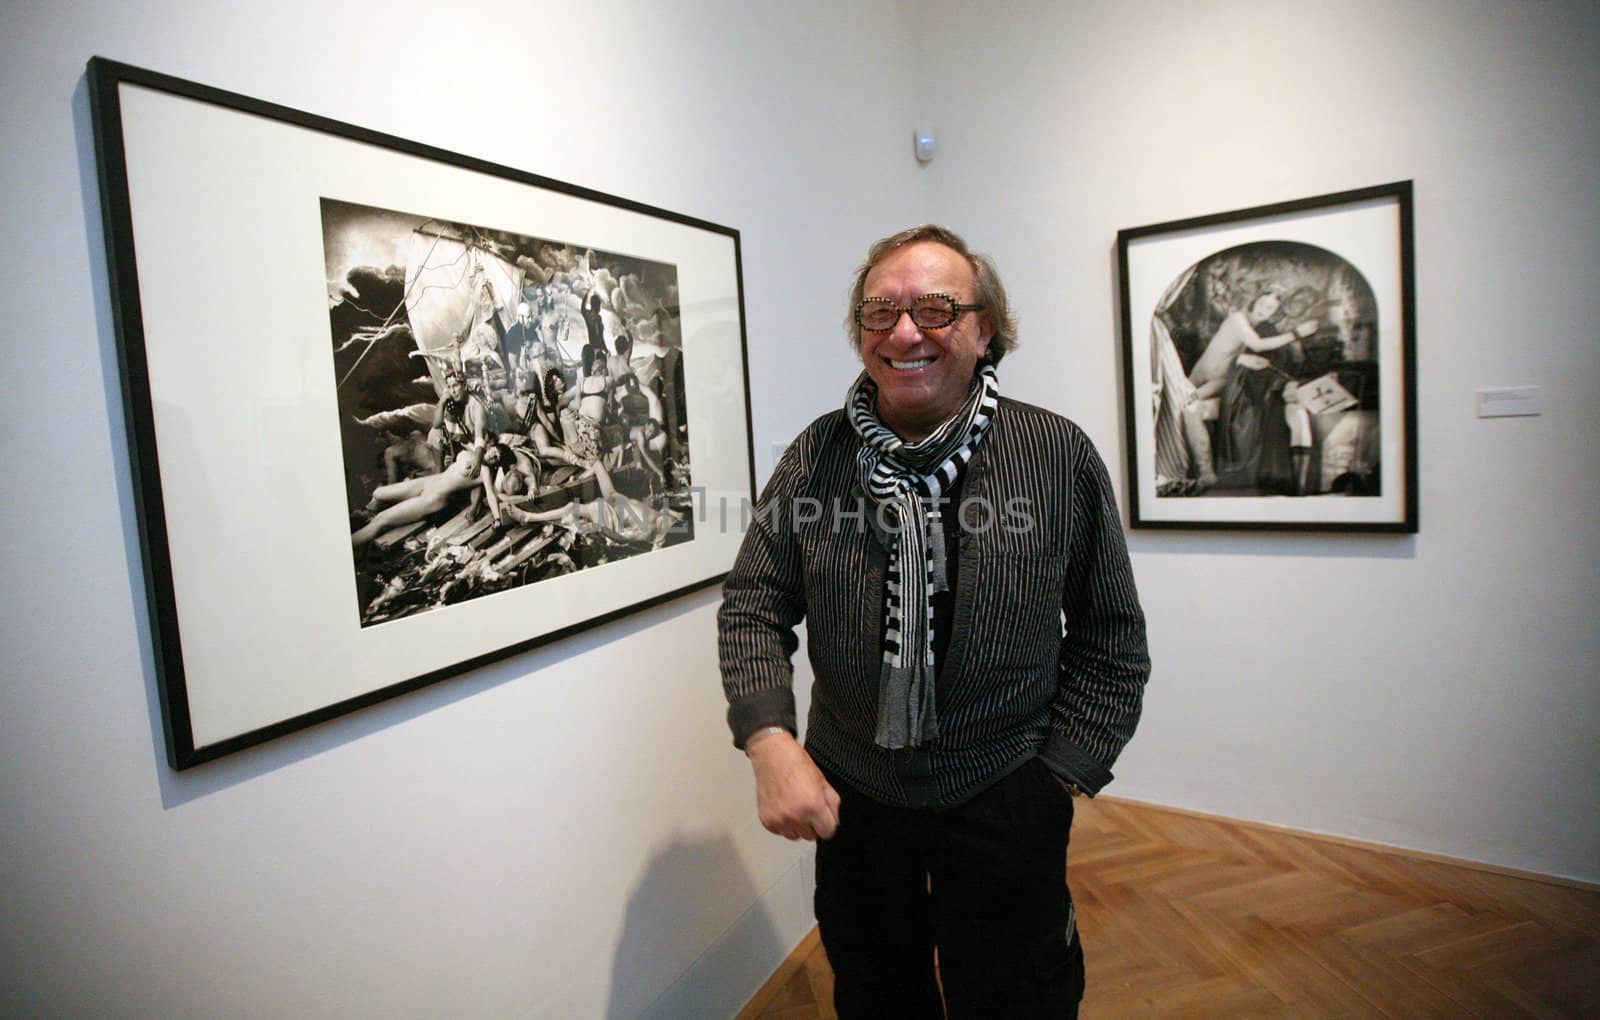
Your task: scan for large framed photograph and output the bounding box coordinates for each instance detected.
[1117,182,1416,532]
[88,58,755,768]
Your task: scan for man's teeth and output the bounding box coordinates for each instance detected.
[891,358,933,370]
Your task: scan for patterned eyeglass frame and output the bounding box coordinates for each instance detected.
[855,292,986,333]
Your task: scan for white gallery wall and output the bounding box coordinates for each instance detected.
[0,2,920,1016]
[2,0,1597,1017]
[915,0,1599,882]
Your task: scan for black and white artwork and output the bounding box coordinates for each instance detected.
[1118,182,1416,532]
[325,199,695,626]
[88,57,754,767]
[1149,241,1380,500]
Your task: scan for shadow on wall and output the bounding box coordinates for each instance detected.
[608,831,783,1019]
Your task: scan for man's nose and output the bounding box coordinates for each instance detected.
[889,310,923,343]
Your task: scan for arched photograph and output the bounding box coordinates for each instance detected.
[1118,183,1417,532]
[1149,240,1380,500]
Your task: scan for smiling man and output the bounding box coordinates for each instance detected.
[719,225,1150,1016]
[853,239,993,441]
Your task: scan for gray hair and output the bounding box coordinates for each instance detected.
[845,224,1018,365]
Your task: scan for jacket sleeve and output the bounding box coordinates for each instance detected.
[1039,433,1150,795]
[717,429,813,749]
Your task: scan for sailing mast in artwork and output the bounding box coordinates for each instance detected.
[339,223,527,394]
[402,225,524,392]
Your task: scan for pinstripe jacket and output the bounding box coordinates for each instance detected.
[719,397,1149,809]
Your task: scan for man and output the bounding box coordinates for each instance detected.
[607,330,637,385]
[427,369,488,475]
[718,225,1149,1017]
[504,300,540,369]
[581,286,608,360]
[614,373,666,487]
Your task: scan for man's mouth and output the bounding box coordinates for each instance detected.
[889,357,934,371]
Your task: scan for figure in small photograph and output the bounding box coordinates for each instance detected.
[1188,287,1318,399]
[428,368,488,474]
[351,446,490,548]
[503,460,676,548]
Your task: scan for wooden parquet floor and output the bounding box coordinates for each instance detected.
[740,797,1600,1019]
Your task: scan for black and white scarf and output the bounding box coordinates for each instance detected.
[846,362,1000,749]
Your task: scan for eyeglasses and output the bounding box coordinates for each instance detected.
[855,293,985,333]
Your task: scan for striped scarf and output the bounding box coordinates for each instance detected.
[846,362,1000,749]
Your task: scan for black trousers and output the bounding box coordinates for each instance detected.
[815,759,1084,1019]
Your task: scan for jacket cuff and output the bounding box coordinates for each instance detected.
[1038,732,1114,796]
[727,689,797,750]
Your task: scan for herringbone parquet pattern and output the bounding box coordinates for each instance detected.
[741,797,1600,1019]
[1074,799,1599,1018]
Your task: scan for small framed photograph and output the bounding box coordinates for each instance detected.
[88,58,755,768]
[1117,181,1417,532]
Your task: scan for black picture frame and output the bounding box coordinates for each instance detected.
[88,57,756,769]
[1117,181,1417,532]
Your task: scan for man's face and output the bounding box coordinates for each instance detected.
[858,242,993,440]
[445,374,465,400]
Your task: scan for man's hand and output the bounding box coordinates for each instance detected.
[746,730,841,841]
